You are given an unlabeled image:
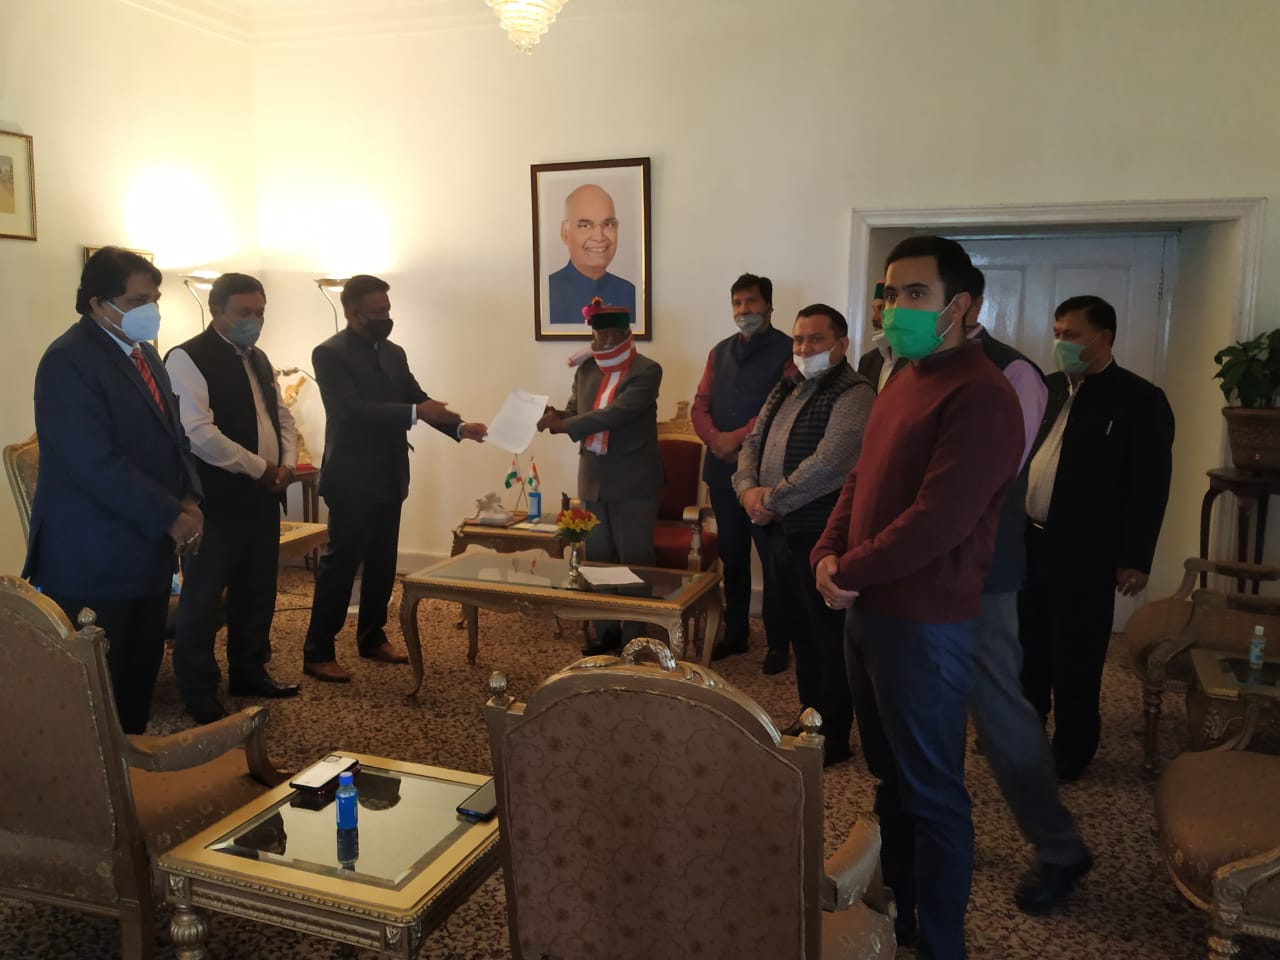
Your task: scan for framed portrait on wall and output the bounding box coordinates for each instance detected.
[84,245,155,264]
[531,157,651,341]
[0,130,36,241]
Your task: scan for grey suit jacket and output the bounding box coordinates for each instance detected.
[562,353,664,502]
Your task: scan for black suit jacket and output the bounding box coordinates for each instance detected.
[856,347,906,392]
[312,328,452,504]
[24,317,201,597]
[1030,362,1175,577]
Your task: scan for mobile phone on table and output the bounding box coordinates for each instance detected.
[456,778,498,822]
[289,754,359,792]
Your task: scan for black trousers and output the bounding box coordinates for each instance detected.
[1018,523,1116,776]
[583,495,658,642]
[708,484,780,651]
[766,526,852,743]
[304,497,403,662]
[174,493,280,701]
[44,591,170,735]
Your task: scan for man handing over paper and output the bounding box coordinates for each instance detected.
[536,298,663,655]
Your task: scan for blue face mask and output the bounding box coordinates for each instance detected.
[106,300,162,343]
[226,315,263,349]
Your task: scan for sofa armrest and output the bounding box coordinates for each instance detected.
[125,705,285,785]
[822,817,885,912]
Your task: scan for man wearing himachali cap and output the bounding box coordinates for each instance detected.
[537,298,663,654]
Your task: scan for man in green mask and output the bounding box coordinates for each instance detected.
[811,235,1024,959]
[1021,296,1174,783]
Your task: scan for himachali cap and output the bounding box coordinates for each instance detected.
[582,296,631,330]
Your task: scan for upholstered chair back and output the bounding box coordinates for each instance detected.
[486,640,826,960]
[3,433,39,539]
[0,576,149,912]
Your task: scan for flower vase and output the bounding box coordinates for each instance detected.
[567,541,586,588]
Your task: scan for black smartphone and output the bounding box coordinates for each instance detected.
[456,778,498,822]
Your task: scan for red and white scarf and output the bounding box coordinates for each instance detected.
[584,337,636,455]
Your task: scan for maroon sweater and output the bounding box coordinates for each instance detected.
[811,341,1022,623]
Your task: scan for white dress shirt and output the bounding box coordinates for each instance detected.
[166,332,298,480]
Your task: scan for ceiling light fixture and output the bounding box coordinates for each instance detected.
[485,0,568,54]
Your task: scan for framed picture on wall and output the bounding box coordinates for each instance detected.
[0,130,36,241]
[83,245,155,264]
[531,157,651,341]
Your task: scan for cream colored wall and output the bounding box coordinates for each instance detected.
[0,0,258,570]
[2,0,1279,587]
[251,0,1280,584]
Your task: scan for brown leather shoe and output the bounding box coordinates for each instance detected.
[359,642,409,664]
[303,660,352,683]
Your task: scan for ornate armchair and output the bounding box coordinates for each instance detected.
[1156,739,1280,958]
[484,639,896,960]
[1134,557,1280,775]
[0,575,284,960]
[2,432,38,537]
[655,401,719,572]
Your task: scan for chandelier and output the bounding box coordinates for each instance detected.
[485,0,569,53]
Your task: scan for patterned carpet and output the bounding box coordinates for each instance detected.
[2,566,1278,960]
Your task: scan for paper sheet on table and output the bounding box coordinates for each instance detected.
[578,566,644,586]
[485,388,550,453]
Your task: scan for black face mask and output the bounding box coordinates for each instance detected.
[363,317,394,341]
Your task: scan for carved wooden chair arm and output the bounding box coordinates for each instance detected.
[822,817,890,915]
[125,705,286,785]
[681,505,713,525]
[1213,838,1280,922]
[1184,557,1280,588]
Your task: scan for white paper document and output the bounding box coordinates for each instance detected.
[485,388,550,454]
[578,566,644,586]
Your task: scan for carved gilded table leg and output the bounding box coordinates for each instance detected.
[700,592,723,666]
[398,589,426,697]
[464,604,480,663]
[667,618,686,660]
[168,876,209,960]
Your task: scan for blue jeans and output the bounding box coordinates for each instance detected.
[846,608,979,960]
[970,593,1088,866]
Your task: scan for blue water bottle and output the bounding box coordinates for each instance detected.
[1249,625,1266,671]
[527,490,541,521]
[335,771,358,830]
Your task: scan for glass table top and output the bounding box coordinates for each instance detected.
[206,764,482,890]
[409,551,704,601]
[1193,648,1280,699]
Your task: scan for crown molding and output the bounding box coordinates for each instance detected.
[120,0,635,46]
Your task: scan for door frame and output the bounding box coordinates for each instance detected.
[848,198,1265,343]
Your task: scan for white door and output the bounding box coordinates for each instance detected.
[951,232,1178,629]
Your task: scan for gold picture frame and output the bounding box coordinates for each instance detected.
[0,131,36,242]
[84,245,155,264]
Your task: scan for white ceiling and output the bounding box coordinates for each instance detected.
[120,0,629,45]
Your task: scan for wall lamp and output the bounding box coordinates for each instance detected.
[179,270,220,330]
[315,277,350,334]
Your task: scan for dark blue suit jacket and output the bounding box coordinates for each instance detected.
[23,317,202,598]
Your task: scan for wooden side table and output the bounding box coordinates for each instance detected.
[1198,467,1280,592]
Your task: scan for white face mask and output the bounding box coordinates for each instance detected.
[105,300,162,343]
[793,349,834,379]
[734,312,765,338]
[870,330,893,361]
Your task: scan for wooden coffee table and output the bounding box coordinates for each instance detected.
[398,551,722,695]
[1188,647,1280,749]
[157,754,498,959]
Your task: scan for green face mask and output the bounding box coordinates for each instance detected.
[1052,335,1097,376]
[881,297,956,360]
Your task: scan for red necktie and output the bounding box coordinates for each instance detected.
[131,346,165,410]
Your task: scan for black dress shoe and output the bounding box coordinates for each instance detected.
[710,635,749,661]
[1014,852,1094,914]
[185,696,229,725]
[228,672,301,699]
[581,628,622,656]
[761,649,790,675]
[823,739,854,767]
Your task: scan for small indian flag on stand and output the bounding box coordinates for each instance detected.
[504,456,521,490]
[527,458,540,492]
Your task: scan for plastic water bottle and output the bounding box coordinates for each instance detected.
[336,827,359,870]
[335,771,358,830]
[1249,625,1266,671]
[528,490,541,521]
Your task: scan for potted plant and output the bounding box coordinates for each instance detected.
[1213,328,1280,472]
